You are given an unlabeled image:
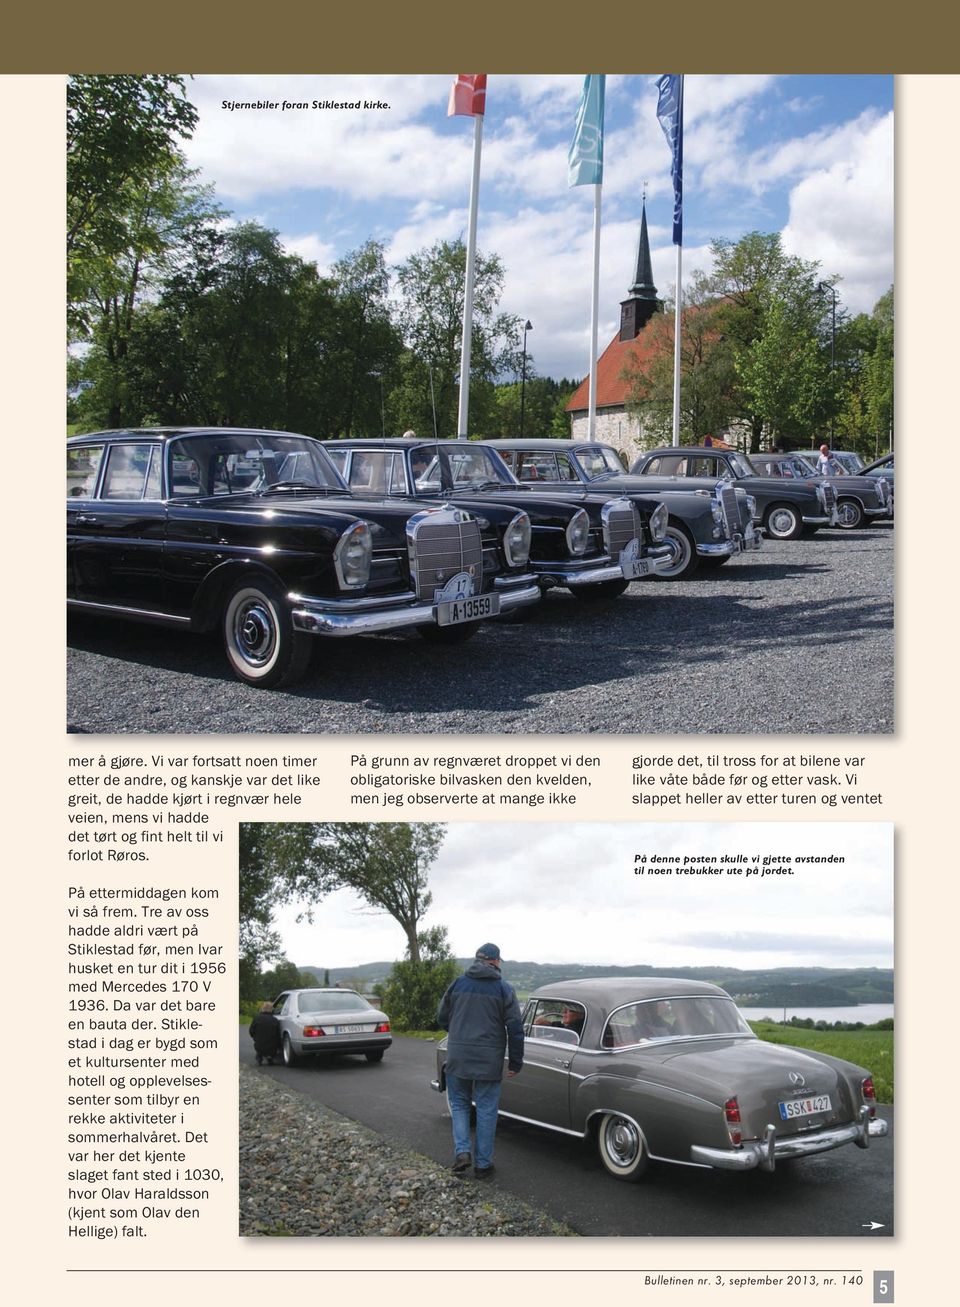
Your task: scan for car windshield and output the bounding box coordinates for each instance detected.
[409,444,516,494]
[574,446,626,480]
[168,433,345,498]
[601,996,753,1047]
[749,456,812,480]
[835,452,865,473]
[724,451,757,480]
[295,991,373,1015]
[339,449,410,495]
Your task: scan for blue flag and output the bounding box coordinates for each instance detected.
[656,74,684,245]
[568,74,605,187]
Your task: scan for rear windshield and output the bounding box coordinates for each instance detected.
[602,996,752,1047]
[296,991,372,1015]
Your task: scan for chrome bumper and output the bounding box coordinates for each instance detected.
[538,559,629,587]
[645,544,678,575]
[697,528,762,559]
[289,576,540,637]
[803,514,832,526]
[536,543,675,586]
[690,1107,888,1173]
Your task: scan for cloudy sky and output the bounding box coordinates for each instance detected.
[272,822,893,972]
[183,73,894,382]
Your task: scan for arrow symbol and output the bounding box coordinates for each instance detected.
[862,1221,885,1230]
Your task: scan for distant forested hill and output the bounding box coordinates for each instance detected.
[301,960,893,1007]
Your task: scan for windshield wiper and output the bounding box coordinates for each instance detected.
[261,480,334,494]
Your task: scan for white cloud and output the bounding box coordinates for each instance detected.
[181,74,893,378]
[273,822,893,972]
[782,111,894,312]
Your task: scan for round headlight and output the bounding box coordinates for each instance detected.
[650,502,668,542]
[710,497,724,524]
[746,495,757,517]
[334,521,373,588]
[504,512,531,567]
[565,508,590,557]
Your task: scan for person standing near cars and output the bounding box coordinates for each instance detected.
[437,943,524,1179]
[817,443,844,475]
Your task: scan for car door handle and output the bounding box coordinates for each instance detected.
[77,514,99,524]
[555,1057,571,1067]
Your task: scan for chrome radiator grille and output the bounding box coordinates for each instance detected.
[603,500,644,555]
[719,486,741,537]
[821,483,837,513]
[407,510,484,600]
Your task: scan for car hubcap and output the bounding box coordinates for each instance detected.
[605,1116,640,1168]
[662,530,690,575]
[233,598,276,667]
[769,509,795,536]
[838,503,859,527]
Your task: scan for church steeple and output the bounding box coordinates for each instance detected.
[619,195,660,341]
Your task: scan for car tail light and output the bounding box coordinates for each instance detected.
[724,1097,742,1147]
[375,1022,390,1033]
[302,1026,326,1038]
[861,1076,877,1118]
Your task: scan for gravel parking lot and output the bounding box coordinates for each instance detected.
[67,524,893,735]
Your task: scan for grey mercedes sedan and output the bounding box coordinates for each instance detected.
[432,978,887,1181]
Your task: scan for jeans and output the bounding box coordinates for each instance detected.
[445,1073,503,1170]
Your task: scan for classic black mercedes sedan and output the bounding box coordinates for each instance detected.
[432,978,888,1182]
[324,438,673,600]
[485,439,760,579]
[631,446,837,540]
[67,429,541,686]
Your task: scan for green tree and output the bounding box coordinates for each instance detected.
[863,287,894,454]
[239,823,447,966]
[394,239,521,436]
[707,232,828,449]
[68,75,199,336]
[239,823,330,983]
[71,167,223,429]
[381,925,460,1030]
[326,241,404,438]
[736,299,831,447]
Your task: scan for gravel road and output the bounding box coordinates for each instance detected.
[67,525,893,735]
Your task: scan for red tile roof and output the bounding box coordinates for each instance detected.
[566,329,662,413]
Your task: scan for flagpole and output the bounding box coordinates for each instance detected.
[587,183,602,441]
[457,112,483,437]
[657,72,684,446]
[672,242,682,444]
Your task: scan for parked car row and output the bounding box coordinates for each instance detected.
[66,429,891,689]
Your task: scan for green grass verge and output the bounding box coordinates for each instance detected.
[751,1021,893,1103]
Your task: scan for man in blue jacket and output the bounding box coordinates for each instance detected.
[437,942,524,1179]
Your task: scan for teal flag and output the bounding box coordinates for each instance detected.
[568,74,605,187]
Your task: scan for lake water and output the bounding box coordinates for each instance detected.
[737,1004,893,1025]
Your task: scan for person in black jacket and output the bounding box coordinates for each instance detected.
[437,943,524,1179]
[249,1002,282,1066]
